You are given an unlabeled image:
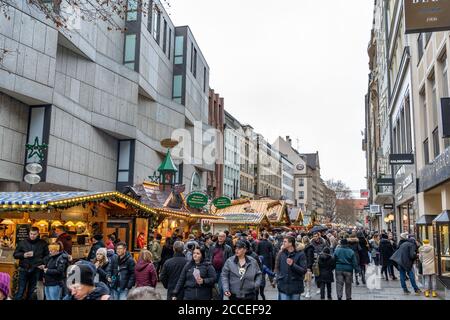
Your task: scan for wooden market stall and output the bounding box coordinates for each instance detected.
[125,181,223,242]
[0,191,177,291]
[288,207,305,231]
[202,211,271,235]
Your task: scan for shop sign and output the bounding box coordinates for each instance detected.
[186,192,209,209]
[390,154,415,165]
[377,178,395,186]
[405,0,450,34]
[15,224,31,244]
[384,204,394,210]
[402,174,414,190]
[212,196,232,209]
[419,146,450,192]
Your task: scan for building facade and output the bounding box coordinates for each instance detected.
[223,111,242,199]
[255,134,282,199]
[0,0,214,194]
[239,125,256,199]
[207,89,224,198]
[281,155,295,204]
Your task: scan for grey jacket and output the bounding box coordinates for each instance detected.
[221,255,262,298]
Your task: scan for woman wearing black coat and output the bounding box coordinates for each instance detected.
[357,232,370,285]
[317,248,336,300]
[172,246,217,300]
[379,234,397,280]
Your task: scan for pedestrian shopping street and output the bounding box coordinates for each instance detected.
[153,264,443,301]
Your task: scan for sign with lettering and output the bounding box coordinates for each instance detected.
[404,0,450,34]
[419,146,450,192]
[212,196,232,209]
[390,154,415,165]
[15,224,31,245]
[377,178,395,186]
[384,204,394,210]
[186,192,209,209]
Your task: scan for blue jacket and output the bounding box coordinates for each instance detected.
[333,245,359,273]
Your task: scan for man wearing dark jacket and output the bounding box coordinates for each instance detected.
[276,236,307,300]
[112,242,135,300]
[160,241,187,300]
[210,232,233,300]
[390,233,420,295]
[379,234,397,280]
[55,226,72,255]
[86,234,105,262]
[256,233,275,273]
[13,227,49,300]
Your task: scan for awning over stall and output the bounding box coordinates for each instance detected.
[0,191,184,218]
[203,212,269,225]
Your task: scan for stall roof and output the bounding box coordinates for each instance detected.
[434,210,450,223]
[213,199,290,224]
[416,214,438,225]
[0,191,174,217]
[204,212,269,225]
[289,207,304,224]
[126,182,222,220]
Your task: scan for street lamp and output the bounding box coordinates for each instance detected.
[24,137,47,191]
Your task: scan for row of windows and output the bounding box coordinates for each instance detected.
[240,176,254,193]
[146,1,172,60]
[420,50,449,165]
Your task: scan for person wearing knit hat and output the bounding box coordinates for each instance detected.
[64,262,110,300]
[419,239,438,298]
[0,272,11,300]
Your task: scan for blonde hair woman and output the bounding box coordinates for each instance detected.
[94,248,111,286]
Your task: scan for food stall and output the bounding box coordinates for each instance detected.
[202,211,271,235]
[288,207,304,231]
[0,191,171,292]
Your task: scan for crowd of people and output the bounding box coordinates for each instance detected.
[0,224,439,301]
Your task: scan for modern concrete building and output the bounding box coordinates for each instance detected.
[223,111,242,199]
[207,89,224,198]
[0,0,214,193]
[300,152,324,217]
[239,125,256,199]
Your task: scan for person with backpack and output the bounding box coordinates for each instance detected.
[42,242,69,300]
[148,234,162,275]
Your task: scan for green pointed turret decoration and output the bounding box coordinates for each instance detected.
[158,149,178,187]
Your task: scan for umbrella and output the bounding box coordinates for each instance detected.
[309,225,328,234]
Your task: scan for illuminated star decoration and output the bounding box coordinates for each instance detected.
[25,137,48,163]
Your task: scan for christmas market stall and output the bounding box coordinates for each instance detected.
[0,191,172,290]
[202,211,271,235]
[288,207,305,231]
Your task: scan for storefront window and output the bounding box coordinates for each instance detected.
[440,225,450,277]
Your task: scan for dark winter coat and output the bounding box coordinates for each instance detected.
[64,282,110,300]
[87,240,105,262]
[209,242,233,272]
[379,239,395,267]
[107,250,118,287]
[256,239,275,270]
[334,245,359,273]
[317,253,335,283]
[13,237,49,272]
[390,239,417,272]
[134,260,157,288]
[56,233,73,255]
[358,237,370,266]
[304,244,315,270]
[160,253,188,300]
[43,252,69,287]
[173,260,217,300]
[276,250,307,295]
[96,260,111,286]
[311,238,328,255]
[114,252,136,290]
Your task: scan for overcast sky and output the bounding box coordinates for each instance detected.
[167,0,373,192]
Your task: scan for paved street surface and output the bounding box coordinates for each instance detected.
[154,264,445,301]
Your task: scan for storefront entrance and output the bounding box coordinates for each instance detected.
[400,201,416,235]
[106,220,131,248]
